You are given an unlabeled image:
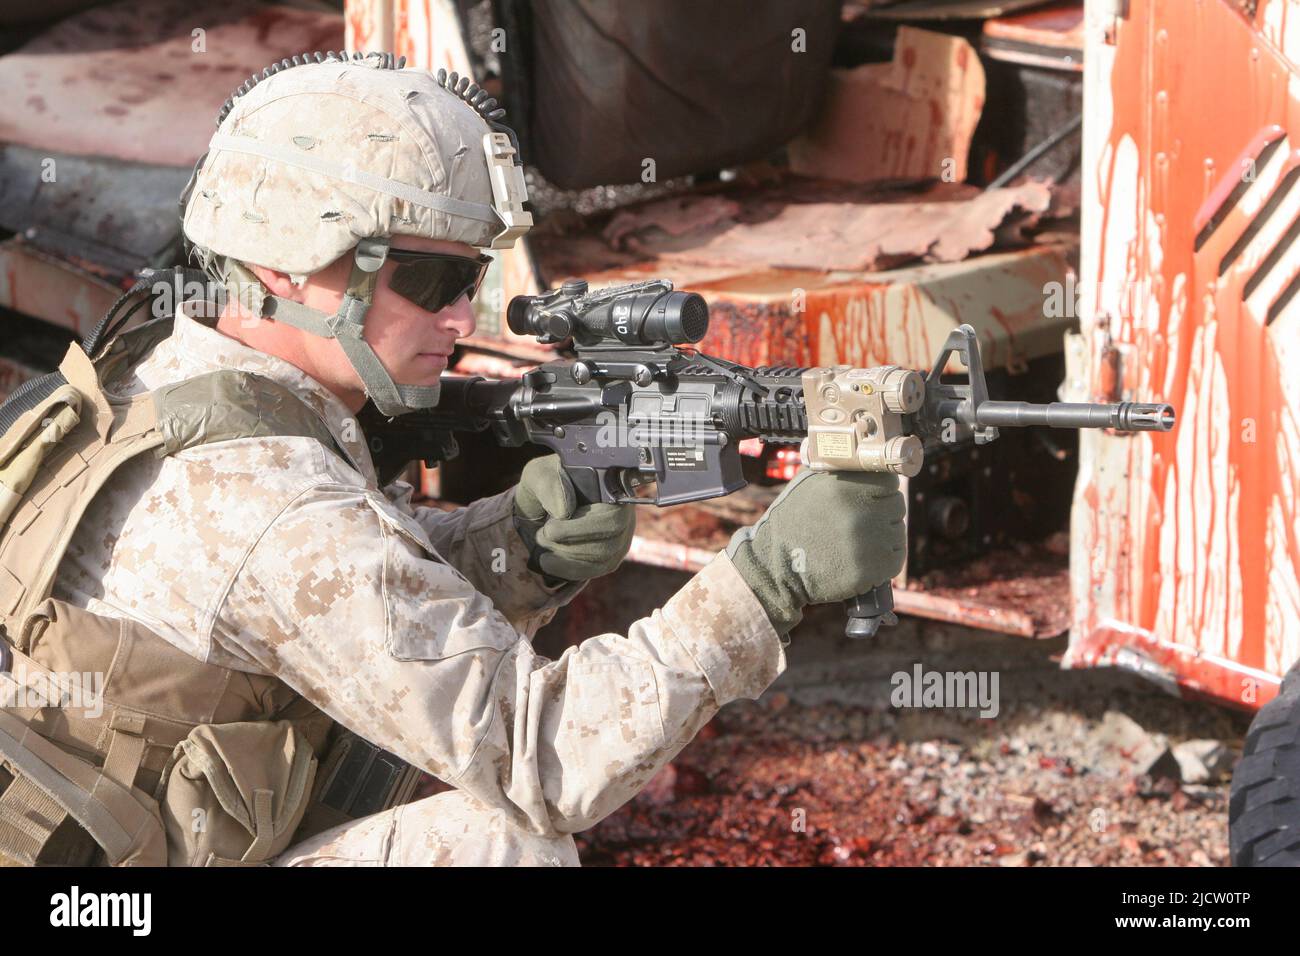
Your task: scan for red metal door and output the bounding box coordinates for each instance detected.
[1068,0,1300,709]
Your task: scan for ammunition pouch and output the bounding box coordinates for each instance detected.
[160,721,319,867]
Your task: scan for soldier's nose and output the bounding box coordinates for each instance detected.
[440,295,476,339]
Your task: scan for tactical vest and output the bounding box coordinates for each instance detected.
[0,315,405,866]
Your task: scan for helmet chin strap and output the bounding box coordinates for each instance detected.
[239,237,442,417]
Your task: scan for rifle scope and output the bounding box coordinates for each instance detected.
[507,278,709,348]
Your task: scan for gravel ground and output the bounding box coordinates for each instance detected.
[544,567,1253,867]
[574,690,1244,867]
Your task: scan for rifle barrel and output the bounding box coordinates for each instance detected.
[973,401,1175,432]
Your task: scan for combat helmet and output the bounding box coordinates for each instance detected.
[181,51,532,416]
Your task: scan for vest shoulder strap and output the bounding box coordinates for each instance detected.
[154,369,344,457]
[0,334,348,635]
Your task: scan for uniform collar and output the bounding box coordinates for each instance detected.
[168,309,379,484]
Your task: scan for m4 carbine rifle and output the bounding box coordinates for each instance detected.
[367,278,1176,638]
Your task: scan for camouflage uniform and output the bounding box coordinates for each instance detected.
[52,310,787,865]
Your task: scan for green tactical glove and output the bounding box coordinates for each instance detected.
[512,454,637,584]
[726,470,906,635]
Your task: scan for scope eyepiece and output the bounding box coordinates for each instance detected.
[507,294,571,340]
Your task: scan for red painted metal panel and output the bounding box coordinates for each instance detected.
[1067,0,1300,709]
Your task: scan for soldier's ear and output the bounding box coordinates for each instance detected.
[247,263,302,301]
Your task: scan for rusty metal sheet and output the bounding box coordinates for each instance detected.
[468,162,1055,371]
[1067,0,1300,709]
[0,0,343,168]
[0,238,121,336]
[983,1,1084,44]
[603,196,742,248]
[602,183,1052,273]
[982,2,1084,71]
[0,145,191,275]
[789,26,986,184]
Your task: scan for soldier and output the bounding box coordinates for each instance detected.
[0,53,905,866]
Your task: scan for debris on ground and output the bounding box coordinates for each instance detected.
[1172,740,1236,785]
[563,601,1249,866]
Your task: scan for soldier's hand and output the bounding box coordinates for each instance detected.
[512,454,637,583]
[726,470,906,635]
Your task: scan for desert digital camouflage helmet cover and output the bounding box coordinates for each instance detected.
[181,51,532,416]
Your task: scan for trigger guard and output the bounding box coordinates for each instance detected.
[612,468,638,500]
[564,465,651,506]
[607,467,659,505]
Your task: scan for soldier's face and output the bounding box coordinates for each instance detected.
[293,236,480,407]
[363,236,481,384]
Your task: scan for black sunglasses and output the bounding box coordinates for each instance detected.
[386,249,492,313]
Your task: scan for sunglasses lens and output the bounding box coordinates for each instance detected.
[388,255,487,312]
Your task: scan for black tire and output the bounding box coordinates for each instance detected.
[1230,665,1300,866]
